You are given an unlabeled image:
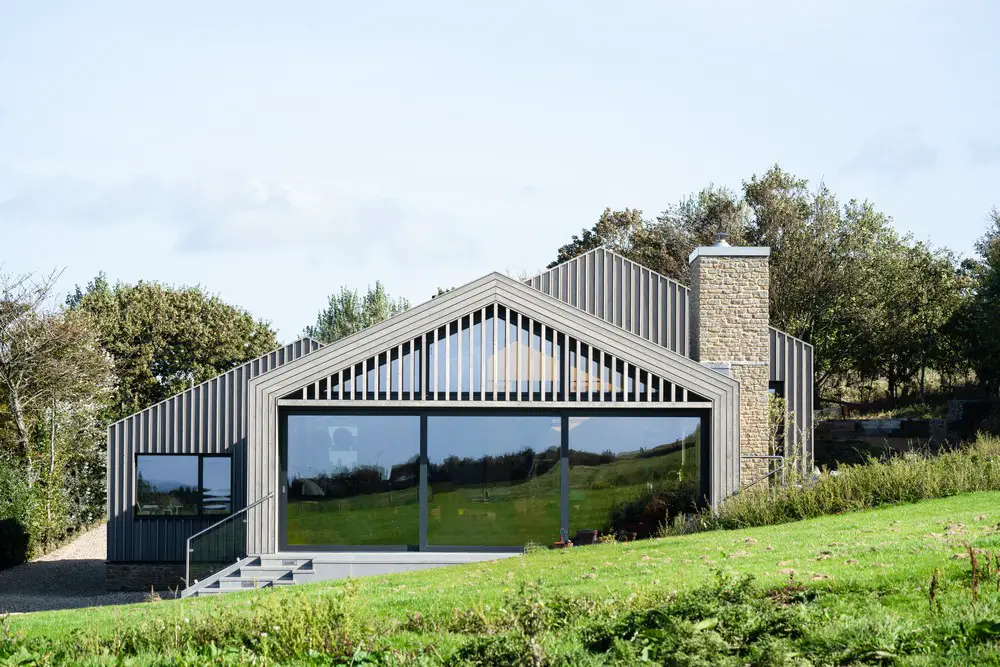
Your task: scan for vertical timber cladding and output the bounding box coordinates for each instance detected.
[769,328,815,471]
[106,338,323,563]
[526,248,690,357]
[526,247,814,475]
[246,273,741,554]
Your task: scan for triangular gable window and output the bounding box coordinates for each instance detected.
[281,305,707,404]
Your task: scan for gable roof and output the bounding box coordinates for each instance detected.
[525,246,691,356]
[244,272,742,539]
[249,271,737,402]
[526,245,814,360]
[109,336,323,428]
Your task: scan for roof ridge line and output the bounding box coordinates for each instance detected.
[525,246,691,291]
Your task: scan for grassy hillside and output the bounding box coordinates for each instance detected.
[5,492,1000,665]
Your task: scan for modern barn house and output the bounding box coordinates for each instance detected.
[105,242,813,596]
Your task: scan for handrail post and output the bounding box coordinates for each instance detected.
[183,493,272,589]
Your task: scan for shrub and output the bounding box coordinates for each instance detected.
[0,461,31,568]
[605,482,700,539]
[667,435,1000,535]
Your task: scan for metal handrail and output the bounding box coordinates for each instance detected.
[738,454,786,492]
[185,493,273,587]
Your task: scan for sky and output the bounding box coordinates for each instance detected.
[1,1,998,341]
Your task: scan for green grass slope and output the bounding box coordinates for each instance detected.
[6,492,1000,665]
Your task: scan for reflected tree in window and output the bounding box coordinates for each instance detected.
[568,416,701,540]
[286,415,420,546]
[427,416,561,547]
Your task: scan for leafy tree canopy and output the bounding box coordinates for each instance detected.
[303,281,410,344]
[67,274,277,420]
[548,165,970,402]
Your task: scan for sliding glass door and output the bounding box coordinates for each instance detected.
[426,416,561,547]
[280,409,706,551]
[283,414,420,548]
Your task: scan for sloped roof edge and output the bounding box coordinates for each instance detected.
[251,271,739,400]
[108,336,323,427]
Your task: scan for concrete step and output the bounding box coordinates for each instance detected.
[234,566,313,578]
[257,556,314,568]
[218,578,277,590]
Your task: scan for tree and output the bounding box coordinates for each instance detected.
[958,207,1000,396]
[549,208,667,272]
[0,270,112,488]
[546,165,971,403]
[304,282,410,344]
[655,186,752,281]
[68,274,278,421]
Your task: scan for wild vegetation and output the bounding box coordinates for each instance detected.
[0,272,275,566]
[668,434,1000,536]
[5,492,1000,664]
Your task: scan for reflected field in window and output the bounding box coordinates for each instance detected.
[286,415,420,546]
[427,416,561,547]
[569,416,701,539]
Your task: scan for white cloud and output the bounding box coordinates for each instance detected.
[843,126,937,177]
[0,171,481,262]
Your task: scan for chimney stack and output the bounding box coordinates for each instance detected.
[689,240,771,485]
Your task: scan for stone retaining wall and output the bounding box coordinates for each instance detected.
[105,561,186,592]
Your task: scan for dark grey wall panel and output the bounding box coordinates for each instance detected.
[107,338,322,563]
[769,327,815,470]
[526,248,689,357]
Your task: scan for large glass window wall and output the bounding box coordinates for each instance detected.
[281,410,704,550]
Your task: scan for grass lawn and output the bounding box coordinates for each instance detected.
[6,491,1000,664]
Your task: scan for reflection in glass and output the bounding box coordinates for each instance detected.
[427,416,561,547]
[568,416,701,540]
[286,415,420,546]
[136,456,200,516]
[201,457,232,515]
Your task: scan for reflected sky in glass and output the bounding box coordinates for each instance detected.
[427,415,560,462]
[287,414,420,482]
[568,416,700,454]
[136,456,198,491]
[202,458,231,492]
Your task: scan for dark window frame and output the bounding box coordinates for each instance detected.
[281,413,422,552]
[278,406,710,553]
[133,453,234,520]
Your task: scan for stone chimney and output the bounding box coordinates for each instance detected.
[689,235,771,485]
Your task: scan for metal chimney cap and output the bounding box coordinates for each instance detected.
[714,232,731,247]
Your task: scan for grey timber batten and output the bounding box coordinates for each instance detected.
[526,248,690,357]
[246,273,741,554]
[769,327,815,469]
[526,247,815,468]
[107,338,322,563]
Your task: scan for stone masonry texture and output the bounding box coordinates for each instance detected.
[105,562,186,592]
[690,253,771,485]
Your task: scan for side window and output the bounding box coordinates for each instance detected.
[136,456,200,516]
[135,455,232,517]
[201,457,232,515]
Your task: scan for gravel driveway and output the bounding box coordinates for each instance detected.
[0,524,151,614]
